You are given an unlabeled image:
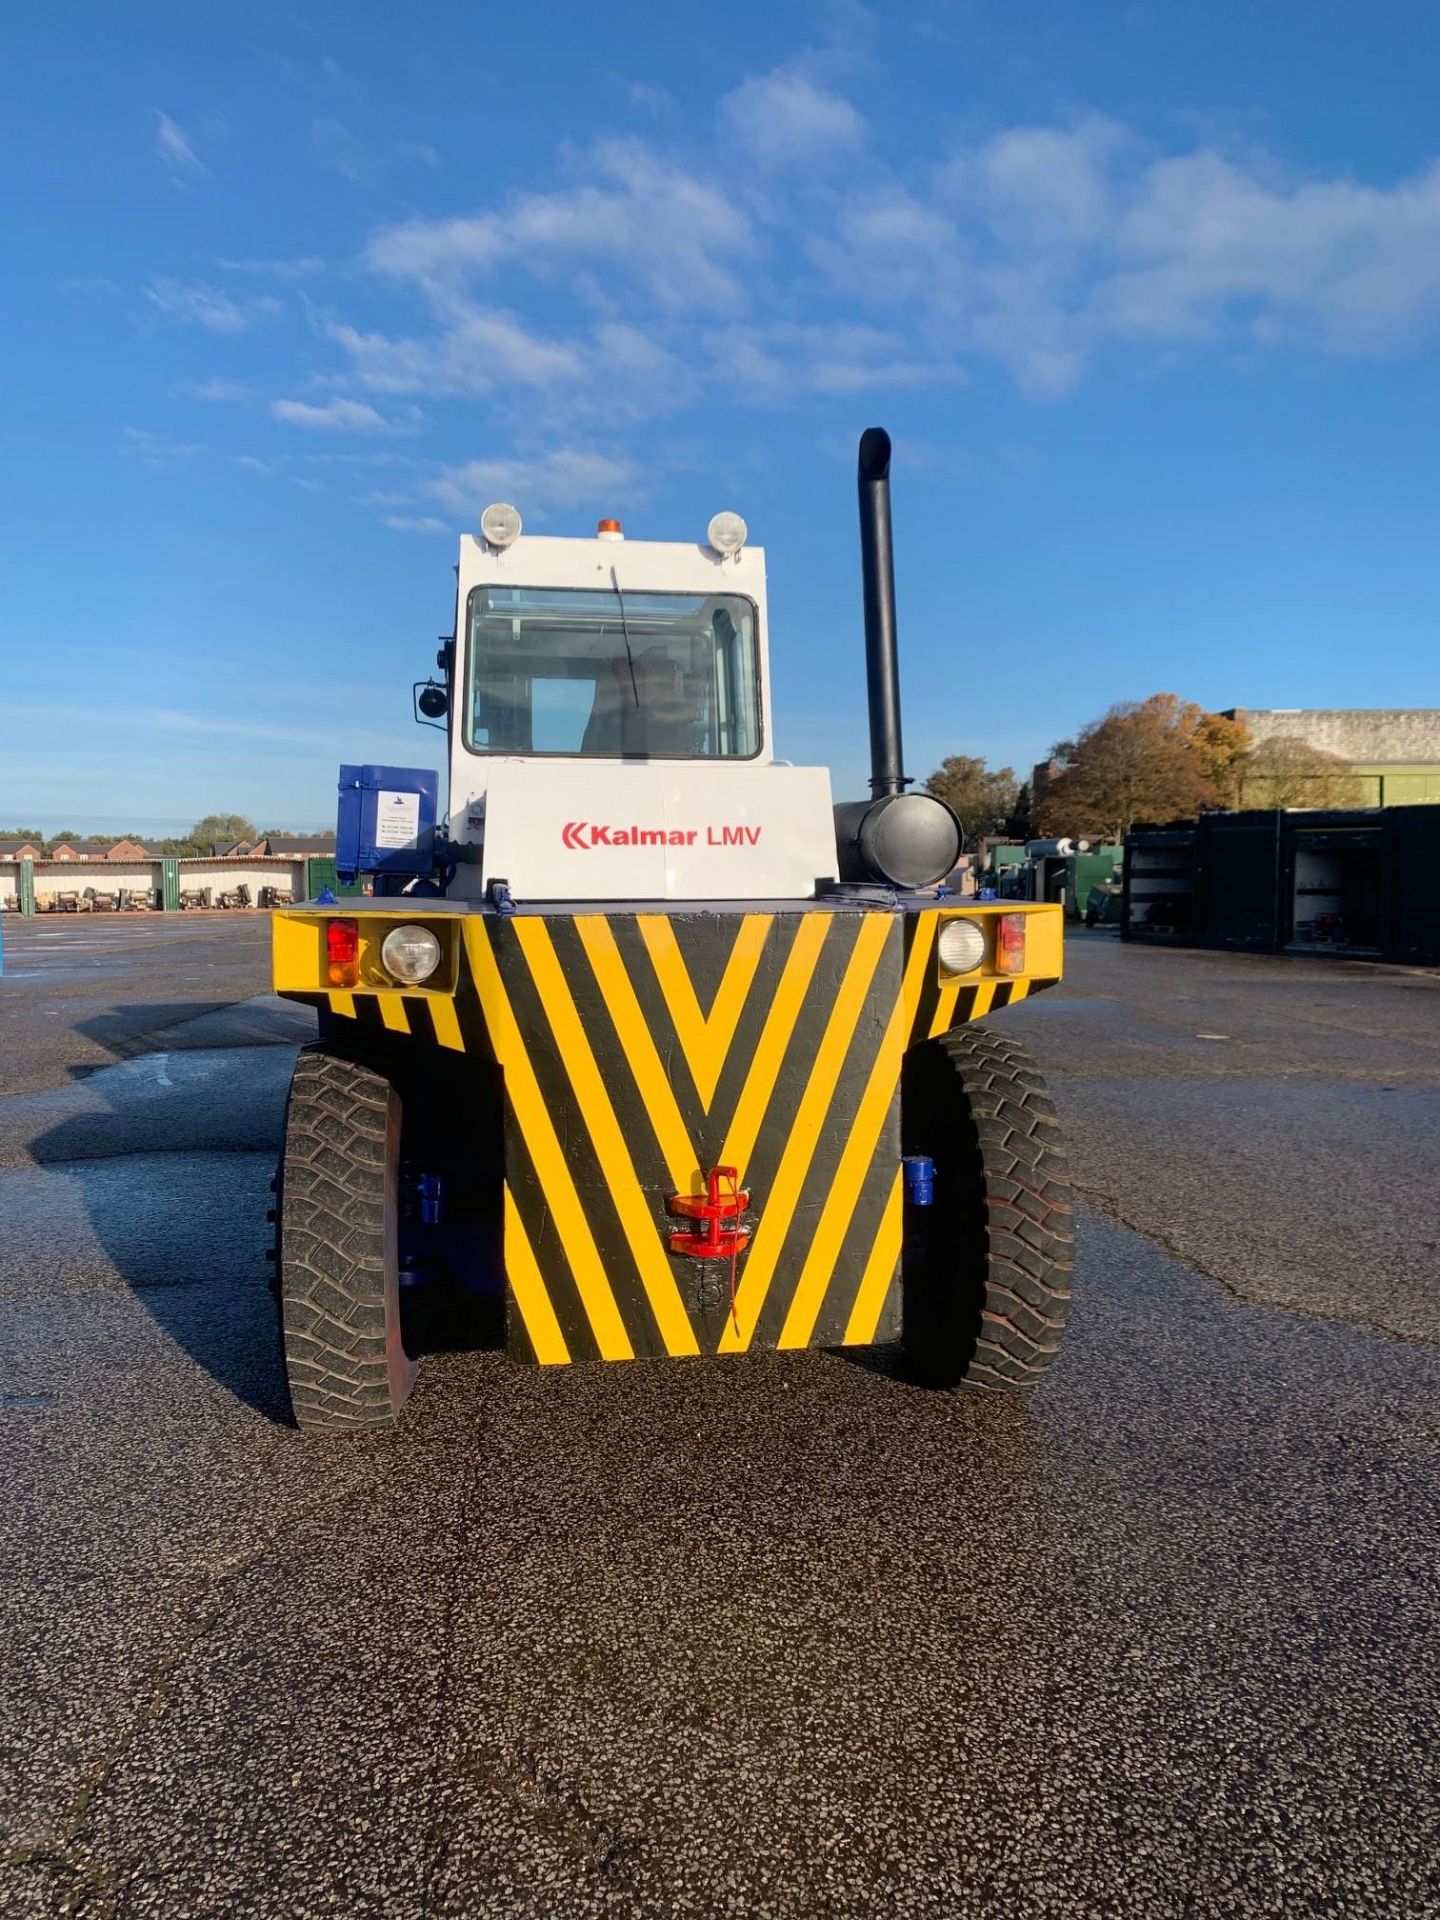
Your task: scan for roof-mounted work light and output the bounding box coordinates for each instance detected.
[480,502,522,549]
[707,511,747,558]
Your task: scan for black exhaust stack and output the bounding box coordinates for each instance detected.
[832,428,963,891]
[857,426,908,798]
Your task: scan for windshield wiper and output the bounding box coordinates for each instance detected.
[611,566,641,708]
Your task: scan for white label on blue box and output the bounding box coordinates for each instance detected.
[374,790,422,851]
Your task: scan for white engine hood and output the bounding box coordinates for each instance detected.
[473,760,836,902]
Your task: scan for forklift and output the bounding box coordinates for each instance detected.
[269,431,1073,1431]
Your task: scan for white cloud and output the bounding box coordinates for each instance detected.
[293,449,417,469]
[323,139,746,439]
[627,80,673,120]
[177,376,253,402]
[816,122,1440,392]
[941,117,1129,255]
[154,111,204,180]
[425,449,636,515]
[216,255,326,281]
[720,68,864,171]
[385,515,450,534]
[809,190,966,308]
[124,427,203,468]
[705,325,788,393]
[708,321,956,396]
[329,308,584,396]
[145,278,280,334]
[183,89,1440,555]
[270,397,399,432]
[1099,151,1440,352]
[313,117,440,185]
[366,139,753,312]
[802,325,955,393]
[323,304,690,435]
[313,117,374,184]
[587,321,692,415]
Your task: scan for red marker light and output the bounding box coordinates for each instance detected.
[996,913,1026,974]
[326,918,360,987]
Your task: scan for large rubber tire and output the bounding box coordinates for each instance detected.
[276,1046,417,1432]
[901,1025,1074,1391]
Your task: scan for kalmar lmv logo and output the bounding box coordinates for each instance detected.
[562,821,762,850]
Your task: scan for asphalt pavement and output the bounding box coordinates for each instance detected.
[2,914,1438,1919]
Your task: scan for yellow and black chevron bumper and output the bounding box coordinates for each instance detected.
[273,902,1061,1366]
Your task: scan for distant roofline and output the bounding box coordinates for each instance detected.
[1222,706,1440,718]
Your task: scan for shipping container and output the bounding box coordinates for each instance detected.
[1123,826,1199,943]
[1384,805,1440,967]
[1198,812,1283,952]
[1281,811,1385,959]
[1125,806,1437,967]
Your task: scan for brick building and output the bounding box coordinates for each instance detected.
[2,838,156,861]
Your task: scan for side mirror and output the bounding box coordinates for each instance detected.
[418,685,449,719]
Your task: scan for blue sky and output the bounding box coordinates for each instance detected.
[4,0,1440,832]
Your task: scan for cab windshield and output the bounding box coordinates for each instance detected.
[464,585,761,759]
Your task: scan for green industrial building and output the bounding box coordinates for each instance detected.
[1223,708,1440,807]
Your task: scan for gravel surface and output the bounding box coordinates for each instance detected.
[990,930,1440,1345]
[2,916,1437,1918]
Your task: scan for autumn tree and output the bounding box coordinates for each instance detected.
[1233,738,1366,810]
[1032,694,1229,842]
[923,756,1020,842]
[1192,710,1252,806]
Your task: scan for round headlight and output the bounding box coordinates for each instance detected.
[380,924,442,984]
[480,501,522,549]
[707,510,747,557]
[937,918,986,977]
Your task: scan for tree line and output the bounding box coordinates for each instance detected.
[924,695,1366,847]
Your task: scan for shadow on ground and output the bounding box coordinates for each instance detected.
[21,996,502,1428]
[22,999,310,1427]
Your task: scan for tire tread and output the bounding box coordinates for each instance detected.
[902,1024,1074,1392]
[276,1046,413,1432]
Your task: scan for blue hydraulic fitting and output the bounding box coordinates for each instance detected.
[415,1173,445,1226]
[902,1155,935,1208]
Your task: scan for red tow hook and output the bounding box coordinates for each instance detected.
[667,1167,750,1260]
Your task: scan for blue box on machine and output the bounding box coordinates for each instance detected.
[336,764,438,881]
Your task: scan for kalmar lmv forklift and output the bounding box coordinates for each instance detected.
[269,431,1073,1431]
